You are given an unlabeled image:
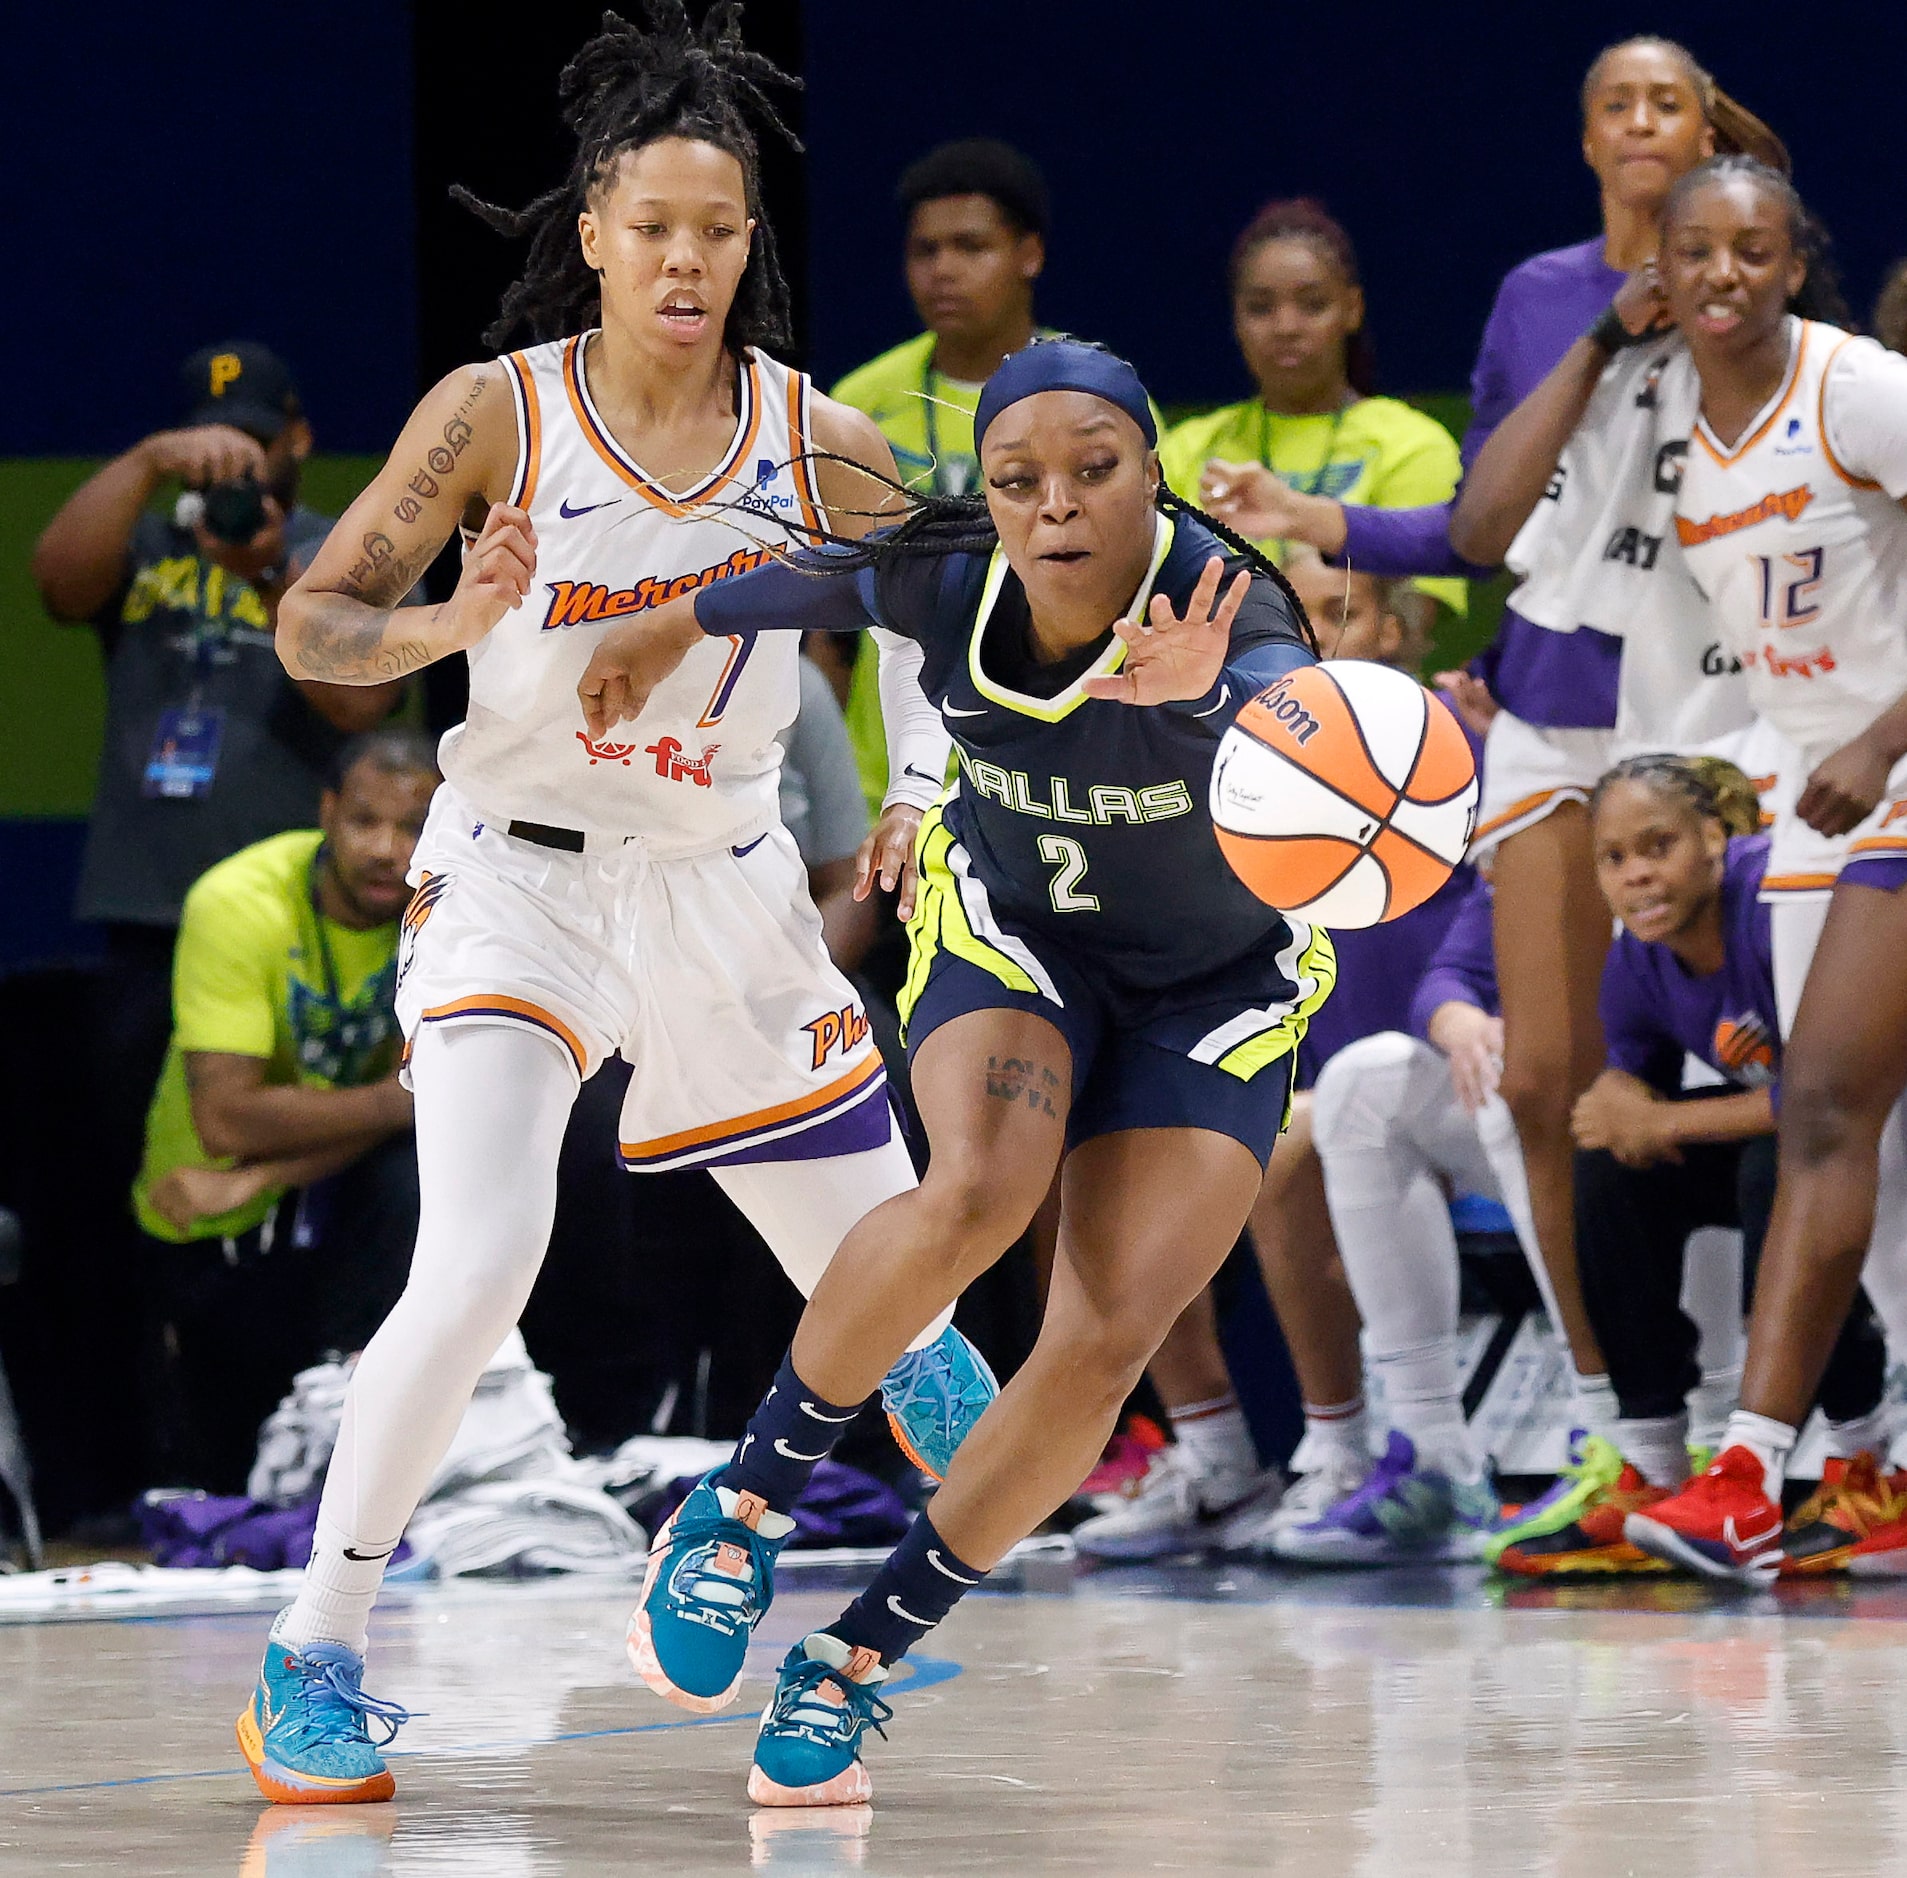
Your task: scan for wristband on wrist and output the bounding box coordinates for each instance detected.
[1588,304,1648,352]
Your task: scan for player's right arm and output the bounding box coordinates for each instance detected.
[277,363,532,685]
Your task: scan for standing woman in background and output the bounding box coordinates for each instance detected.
[1206,40,1787,1435]
[1161,198,1466,630]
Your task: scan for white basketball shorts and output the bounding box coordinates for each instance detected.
[1469,710,1614,858]
[394,786,892,1171]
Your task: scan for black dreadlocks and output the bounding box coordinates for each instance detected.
[451,3,801,352]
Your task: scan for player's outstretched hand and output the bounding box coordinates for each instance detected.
[1432,669,1499,741]
[1082,556,1248,707]
[854,803,925,919]
[443,502,538,652]
[577,601,704,739]
[1199,462,1348,556]
[1797,734,1892,838]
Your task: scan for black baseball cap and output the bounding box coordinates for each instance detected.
[179,341,303,442]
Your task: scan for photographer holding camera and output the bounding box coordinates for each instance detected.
[33,342,407,1182]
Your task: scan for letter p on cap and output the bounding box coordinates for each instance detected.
[209,352,243,397]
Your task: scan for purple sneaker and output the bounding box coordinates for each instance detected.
[1269,1430,1500,1564]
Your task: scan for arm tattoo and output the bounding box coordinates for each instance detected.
[984,1055,1062,1118]
[294,536,440,680]
[391,373,490,525]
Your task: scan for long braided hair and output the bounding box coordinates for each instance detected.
[451,3,800,352]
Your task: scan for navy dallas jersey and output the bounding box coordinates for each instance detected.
[859,512,1315,987]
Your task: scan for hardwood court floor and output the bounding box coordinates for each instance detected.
[5,1561,1907,1875]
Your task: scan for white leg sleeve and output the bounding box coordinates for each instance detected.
[712,1132,954,1355]
[279,1025,575,1654]
[1313,1034,1499,1477]
[1770,896,1831,1039]
[1471,1093,1573,1340]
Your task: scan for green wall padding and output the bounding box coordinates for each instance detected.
[0,456,383,815]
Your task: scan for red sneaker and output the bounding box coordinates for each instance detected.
[1780,1453,1907,1577]
[1623,1445,1786,1581]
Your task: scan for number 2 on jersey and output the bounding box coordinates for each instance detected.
[1753,547,1824,630]
[1039,835,1100,913]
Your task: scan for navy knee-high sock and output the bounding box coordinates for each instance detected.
[827,1512,989,1664]
[720,1350,868,1514]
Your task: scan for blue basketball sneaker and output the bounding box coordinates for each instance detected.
[880,1325,998,1481]
[236,1626,415,1804]
[748,1633,892,1807]
[628,1473,796,1713]
[1272,1429,1501,1564]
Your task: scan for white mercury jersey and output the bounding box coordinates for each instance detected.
[1506,337,1748,752]
[438,334,827,853]
[1675,319,1907,760]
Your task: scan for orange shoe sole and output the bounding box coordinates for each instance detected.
[235,1707,395,1805]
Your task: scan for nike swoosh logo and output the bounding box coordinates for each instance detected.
[731,834,767,858]
[1725,1514,1782,1555]
[1191,684,1232,720]
[886,1595,937,1627]
[342,1544,399,1563]
[774,1438,830,1461]
[559,497,618,519]
[926,1547,981,1585]
[943,703,987,718]
[800,1401,860,1424]
[903,765,938,783]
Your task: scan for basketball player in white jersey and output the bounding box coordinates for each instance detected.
[232,8,995,1804]
[1618,158,1907,1577]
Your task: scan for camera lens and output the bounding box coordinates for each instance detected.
[202,476,267,544]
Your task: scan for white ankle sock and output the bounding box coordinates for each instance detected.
[1687,1365,1742,1450]
[1171,1395,1260,1483]
[1616,1414,1691,1489]
[1298,1398,1369,1475]
[1572,1372,1619,1439]
[1826,1407,1890,1461]
[1722,1410,1798,1501]
[1372,1338,1483,1484]
[274,1513,401,1657]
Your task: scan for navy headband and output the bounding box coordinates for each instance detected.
[973,340,1158,453]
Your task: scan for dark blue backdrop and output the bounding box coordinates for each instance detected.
[5,3,1904,448]
[7,3,415,455]
[801,0,1907,405]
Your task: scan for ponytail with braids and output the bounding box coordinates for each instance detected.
[1590,752,1763,839]
[451,2,801,352]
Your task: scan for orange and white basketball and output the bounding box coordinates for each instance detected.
[1209,661,1478,928]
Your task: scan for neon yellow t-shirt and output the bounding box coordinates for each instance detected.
[1158,395,1467,616]
[133,829,404,1244]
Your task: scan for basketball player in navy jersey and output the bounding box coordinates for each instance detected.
[580,337,1335,1804]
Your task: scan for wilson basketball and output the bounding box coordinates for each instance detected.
[1209,661,1478,927]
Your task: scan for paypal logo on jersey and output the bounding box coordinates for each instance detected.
[738,455,799,515]
[1774,415,1814,458]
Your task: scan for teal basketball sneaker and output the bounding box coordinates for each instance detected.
[236,1628,414,1804]
[880,1325,998,1481]
[748,1633,892,1807]
[627,1474,796,1712]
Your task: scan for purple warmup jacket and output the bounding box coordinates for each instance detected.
[1338,238,1625,729]
[1407,873,1499,1039]
[1600,836,1780,1096]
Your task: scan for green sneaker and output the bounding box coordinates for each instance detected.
[1481,1432,1624,1568]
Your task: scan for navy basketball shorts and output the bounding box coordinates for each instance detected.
[899,825,1336,1168]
